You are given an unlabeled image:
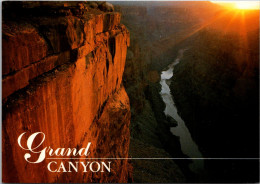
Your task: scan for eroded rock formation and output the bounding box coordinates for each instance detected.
[2,2,131,183]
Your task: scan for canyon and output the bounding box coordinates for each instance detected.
[2,2,131,183]
[114,2,221,182]
[47,161,112,173]
[170,11,259,182]
[115,2,259,182]
[2,1,259,183]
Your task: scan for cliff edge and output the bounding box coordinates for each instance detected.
[2,2,131,183]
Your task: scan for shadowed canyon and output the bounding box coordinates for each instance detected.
[2,1,259,183]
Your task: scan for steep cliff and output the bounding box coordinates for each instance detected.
[2,2,131,183]
[170,17,259,182]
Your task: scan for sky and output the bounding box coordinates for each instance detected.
[211,1,260,10]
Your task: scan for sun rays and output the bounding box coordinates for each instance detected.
[212,1,260,10]
[235,1,260,10]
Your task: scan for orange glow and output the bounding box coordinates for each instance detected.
[235,1,259,9]
[153,2,259,60]
[212,1,260,10]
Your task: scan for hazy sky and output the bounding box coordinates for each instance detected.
[211,1,260,10]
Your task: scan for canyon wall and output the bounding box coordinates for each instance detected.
[2,2,131,183]
[170,12,259,182]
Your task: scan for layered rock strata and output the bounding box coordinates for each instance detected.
[2,2,131,183]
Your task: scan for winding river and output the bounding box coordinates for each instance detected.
[160,49,204,173]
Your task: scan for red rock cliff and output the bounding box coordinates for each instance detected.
[2,2,131,183]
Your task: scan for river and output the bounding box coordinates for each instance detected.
[160,49,204,173]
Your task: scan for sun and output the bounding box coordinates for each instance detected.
[235,1,260,10]
[212,1,260,10]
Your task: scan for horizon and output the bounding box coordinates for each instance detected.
[211,1,260,10]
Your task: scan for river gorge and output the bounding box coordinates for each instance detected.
[2,1,259,183]
[160,49,204,173]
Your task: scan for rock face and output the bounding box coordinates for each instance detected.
[2,2,131,183]
[170,24,259,182]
